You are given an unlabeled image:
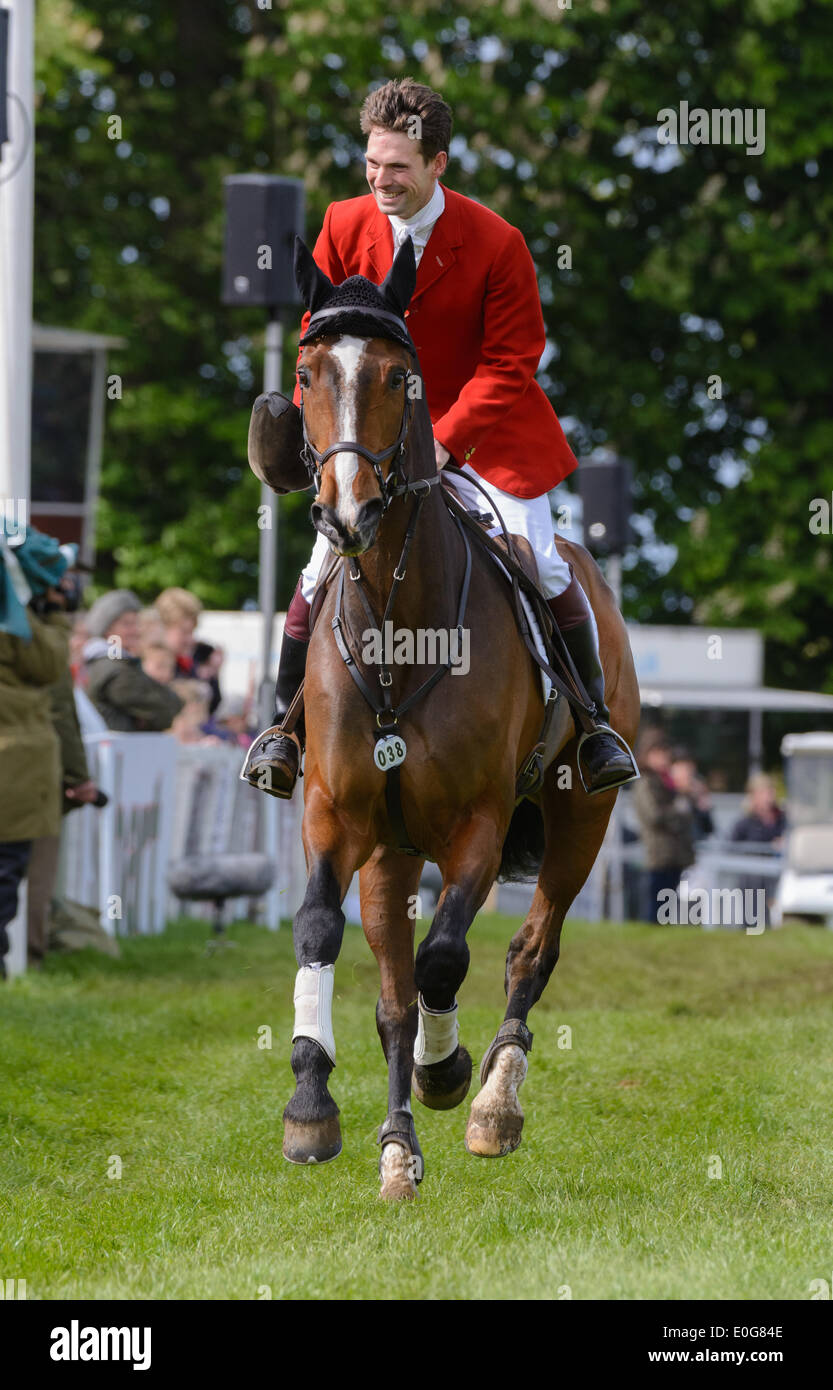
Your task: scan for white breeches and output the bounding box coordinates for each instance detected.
[300,464,572,602]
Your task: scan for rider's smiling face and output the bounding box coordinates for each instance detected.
[365,128,447,221]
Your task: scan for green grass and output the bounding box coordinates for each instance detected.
[2,914,833,1300]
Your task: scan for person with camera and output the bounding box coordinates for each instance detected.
[25,566,109,967]
[0,525,79,977]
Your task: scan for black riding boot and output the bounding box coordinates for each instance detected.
[546,570,638,794]
[240,634,309,799]
[559,618,639,793]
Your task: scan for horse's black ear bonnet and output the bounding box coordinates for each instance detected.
[294,235,417,353]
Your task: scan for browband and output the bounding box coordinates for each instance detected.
[302,304,413,345]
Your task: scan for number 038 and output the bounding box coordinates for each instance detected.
[373,736,407,771]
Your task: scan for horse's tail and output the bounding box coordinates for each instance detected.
[497,797,545,883]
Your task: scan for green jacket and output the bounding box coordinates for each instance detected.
[83,640,182,733]
[632,768,696,871]
[50,664,90,791]
[0,611,66,841]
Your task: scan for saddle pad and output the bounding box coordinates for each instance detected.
[487,545,552,705]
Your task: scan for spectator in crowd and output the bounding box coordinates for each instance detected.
[730,773,786,925]
[670,747,715,841]
[83,590,183,733]
[204,692,255,748]
[155,586,223,713]
[28,583,106,969]
[138,605,166,651]
[731,773,786,848]
[1,525,73,977]
[142,641,177,687]
[170,678,221,745]
[632,728,696,924]
[68,611,89,684]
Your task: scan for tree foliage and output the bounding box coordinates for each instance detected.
[32,0,833,687]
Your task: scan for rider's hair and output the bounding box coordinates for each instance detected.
[360,78,452,163]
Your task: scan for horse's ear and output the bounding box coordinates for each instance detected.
[380,235,417,316]
[294,237,334,313]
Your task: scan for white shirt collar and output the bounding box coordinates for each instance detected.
[388,182,446,262]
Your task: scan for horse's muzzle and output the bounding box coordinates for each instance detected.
[310,499,383,555]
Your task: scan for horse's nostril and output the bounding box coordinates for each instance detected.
[356,498,383,534]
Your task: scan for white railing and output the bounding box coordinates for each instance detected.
[6,733,309,974]
[5,768,793,980]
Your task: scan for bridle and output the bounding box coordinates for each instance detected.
[297,308,433,511]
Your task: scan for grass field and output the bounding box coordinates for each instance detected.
[2,913,833,1301]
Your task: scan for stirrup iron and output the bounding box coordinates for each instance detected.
[576,725,640,796]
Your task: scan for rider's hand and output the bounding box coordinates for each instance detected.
[434,439,450,469]
[65,780,101,804]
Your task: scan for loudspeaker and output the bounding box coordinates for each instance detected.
[577,455,632,555]
[222,175,305,308]
[0,9,9,149]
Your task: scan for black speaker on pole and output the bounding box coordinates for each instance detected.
[0,8,10,149]
[222,175,305,309]
[576,455,633,556]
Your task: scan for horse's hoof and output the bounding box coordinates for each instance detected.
[413,1043,473,1111]
[379,1143,418,1201]
[464,1044,527,1157]
[282,1113,342,1165]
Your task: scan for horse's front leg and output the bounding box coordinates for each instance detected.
[282,799,368,1166]
[360,846,425,1201]
[412,813,503,1113]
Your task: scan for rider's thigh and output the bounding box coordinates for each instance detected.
[301,531,332,603]
[456,466,572,599]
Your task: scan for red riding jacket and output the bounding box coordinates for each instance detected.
[292,184,577,498]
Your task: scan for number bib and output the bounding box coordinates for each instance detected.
[373,734,407,771]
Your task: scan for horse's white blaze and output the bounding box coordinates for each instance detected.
[328,336,367,531]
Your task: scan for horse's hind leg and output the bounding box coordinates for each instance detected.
[360,847,425,1201]
[466,755,619,1157]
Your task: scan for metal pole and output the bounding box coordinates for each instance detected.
[0,0,34,512]
[258,311,282,727]
[0,1,34,979]
[606,552,622,609]
[748,706,763,776]
[605,551,626,923]
[81,348,108,567]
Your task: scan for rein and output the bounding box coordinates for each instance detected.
[332,489,472,735]
[297,311,453,852]
[330,483,472,856]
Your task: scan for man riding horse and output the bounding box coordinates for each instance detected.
[242,77,638,797]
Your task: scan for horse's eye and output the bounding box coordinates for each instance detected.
[390,370,405,389]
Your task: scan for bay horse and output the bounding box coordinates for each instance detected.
[282,235,640,1200]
